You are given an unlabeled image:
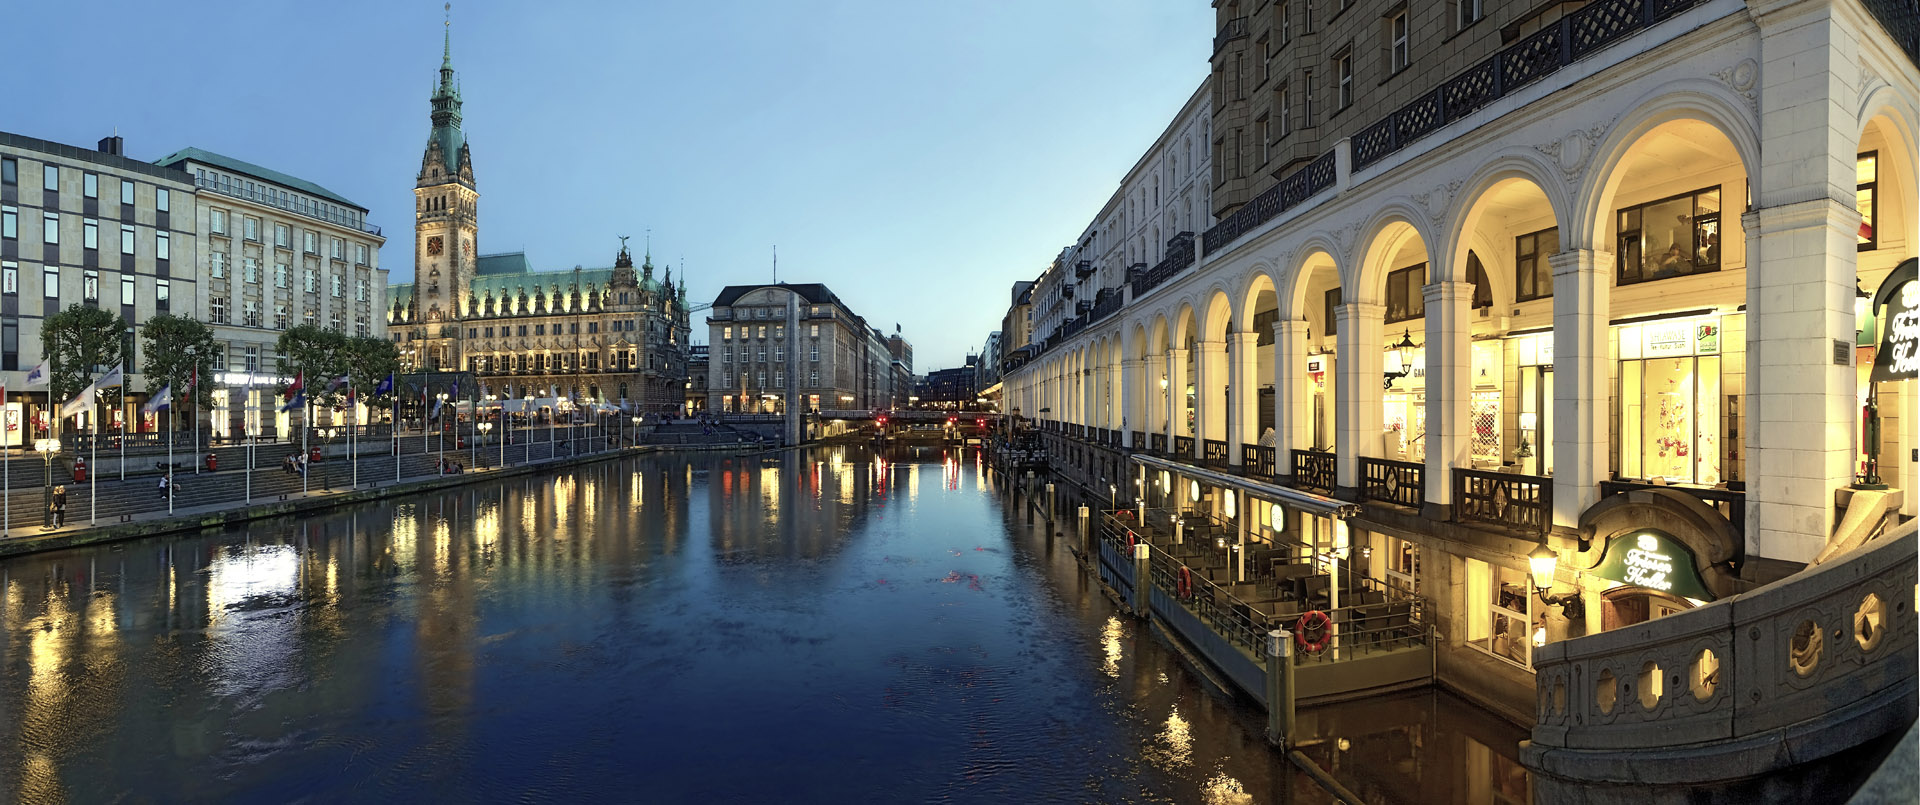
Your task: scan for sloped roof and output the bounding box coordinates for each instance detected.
[153,146,365,211]
[710,282,843,309]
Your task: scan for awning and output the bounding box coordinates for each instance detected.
[1129,453,1358,518]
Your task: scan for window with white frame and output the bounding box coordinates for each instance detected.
[1278,84,1293,138]
[157,231,169,261]
[120,224,134,255]
[84,218,98,250]
[1389,9,1409,74]
[210,251,227,278]
[1466,557,1534,669]
[1335,49,1353,110]
[1383,535,1420,594]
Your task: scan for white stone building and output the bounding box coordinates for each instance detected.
[1003,0,1916,734]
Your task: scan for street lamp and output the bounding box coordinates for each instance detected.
[34,438,58,529]
[1527,543,1584,619]
[1384,329,1419,388]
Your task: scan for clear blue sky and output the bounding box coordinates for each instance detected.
[9,1,1211,371]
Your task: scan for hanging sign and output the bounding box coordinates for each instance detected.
[1591,531,1715,601]
[1870,259,1917,383]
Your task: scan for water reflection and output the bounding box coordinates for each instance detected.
[0,444,1527,802]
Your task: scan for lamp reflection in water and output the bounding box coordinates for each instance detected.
[1100,615,1124,679]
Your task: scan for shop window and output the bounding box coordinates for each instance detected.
[1515,227,1559,302]
[1616,186,1720,285]
[1617,317,1723,485]
[1384,263,1426,324]
[1857,151,1877,251]
[1467,558,1534,669]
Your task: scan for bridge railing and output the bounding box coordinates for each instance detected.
[1526,523,1915,782]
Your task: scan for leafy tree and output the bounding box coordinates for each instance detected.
[42,304,127,405]
[139,313,221,411]
[274,325,347,409]
[341,336,403,408]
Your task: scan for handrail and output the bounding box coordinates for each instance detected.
[1291,449,1336,494]
[1527,522,1915,774]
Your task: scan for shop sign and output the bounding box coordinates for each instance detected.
[1694,321,1720,354]
[1307,358,1324,374]
[1592,531,1715,601]
[1644,321,1694,358]
[1870,272,1917,383]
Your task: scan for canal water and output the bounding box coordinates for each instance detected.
[0,445,1529,803]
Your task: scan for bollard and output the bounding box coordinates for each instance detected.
[1173,519,1184,545]
[1077,505,1091,549]
[1266,629,1296,747]
[1046,483,1056,521]
[1132,542,1151,616]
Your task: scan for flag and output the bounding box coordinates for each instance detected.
[186,365,198,394]
[24,361,50,386]
[144,384,173,413]
[374,373,395,396]
[325,374,350,394]
[280,371,305,412]
[97,365,124,389]
[60,384,95,418]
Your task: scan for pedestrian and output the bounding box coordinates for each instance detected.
[157,475,169,501]
[51,485,67,528]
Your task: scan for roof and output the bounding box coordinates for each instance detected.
[476,252,533,275]
[388,252,672,313]
[153,146,365,211]
[710,282,844,309]
[0,130,195,185]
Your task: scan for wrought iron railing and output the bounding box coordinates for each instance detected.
[1241,444,1276,478]
[1359,457,1425,508]
[1130,232,1198,299]
[1174,435,1195,457]
[1130,430,1145,449]
[1454,468,1552,535]
[1291,449,1336,494]
[1213,16,1248,54]
[1352,0,1703,173]
[1151,433,1168,454]
[1202,151,1337,253]
[1203,439,1228,466]
[193,174,381,236]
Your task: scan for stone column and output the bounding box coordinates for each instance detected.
[1335,302,1385,489]
[1119,358,1142,447]
[1229,332,1262,465]
[1550,249,1611,528]
[1196,340,1227,458]
[1098,363,1113,432]
[1145,353,1168,442]
[1423,281,1474,516]
[1274,319,1310,468]
[1741,0,1869,562]
[1167,348,1190,446]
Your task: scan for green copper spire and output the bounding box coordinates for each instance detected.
[425,12,466,178]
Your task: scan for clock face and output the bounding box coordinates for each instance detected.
[427,236,444,256]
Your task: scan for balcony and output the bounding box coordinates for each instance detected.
[1212,16,1248,55]
[1074,260,1095,280]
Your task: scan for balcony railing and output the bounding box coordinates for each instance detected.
[1151,432,1167,454]
[1241,443,1276,478]
[1212,16,1248,54]
[1359,457,1425,508]
[1202,438,1228,466]
[1454,468,1551,535]
[1130,430,1145,449]
[1131,232,1197,299]
[1202,151,1337,254]
[1074,260,1095,280]
[193,174,381,236]
[1291,449,1336,494]
[1174,435,1194,457]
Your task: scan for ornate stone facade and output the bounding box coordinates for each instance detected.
[385,32,691,414]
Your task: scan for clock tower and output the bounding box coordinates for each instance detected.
[414,25,478,370]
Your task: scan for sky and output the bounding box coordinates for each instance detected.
[8,1,1212,371]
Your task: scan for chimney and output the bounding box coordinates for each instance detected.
[97,135,124,156]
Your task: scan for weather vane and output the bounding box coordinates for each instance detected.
[445,2,451,26]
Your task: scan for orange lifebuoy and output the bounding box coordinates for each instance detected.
[1126,530,1137,550]
[1295,610,1333,653]
[1177,566,1194,599]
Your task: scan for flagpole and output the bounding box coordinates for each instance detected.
[245,378,252,504]
[89,406,96,525]
[191,369,199,475]
[469,384,477,470]
[351,387,358,489]
[302,398,310,495]
[393,386,401,484]
[119,353,126,482]
[3,385,10,536]
[166,403,173,515]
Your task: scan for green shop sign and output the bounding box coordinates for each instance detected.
[1591,531,1715,601]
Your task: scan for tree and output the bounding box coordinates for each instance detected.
[341,335,402,408]
[274,325,347,408]
[42,304,126,405]
[140,313,221,411]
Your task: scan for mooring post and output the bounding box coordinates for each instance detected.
[1077,505,1091,551]
[1132,542,1151,616]
[1045,482,1056,521]
[1266,629,1295,747]
[1173,519,1184,545]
